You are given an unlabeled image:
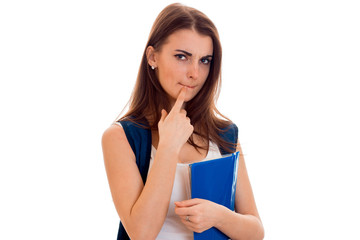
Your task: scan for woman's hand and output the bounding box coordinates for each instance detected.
[158,87,194,154]
[174,198,225,233]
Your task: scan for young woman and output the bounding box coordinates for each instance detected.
[102,3,264,240]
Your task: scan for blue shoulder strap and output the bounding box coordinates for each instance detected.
[116,119,237,240]
[219,123,238,155]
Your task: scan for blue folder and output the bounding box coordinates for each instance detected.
[189,151,240,240]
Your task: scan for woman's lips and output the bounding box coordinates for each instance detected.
[179,83,196,89]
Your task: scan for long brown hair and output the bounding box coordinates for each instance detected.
[120,3,235,153]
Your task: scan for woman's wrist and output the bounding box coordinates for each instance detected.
[213,204,231,229]
[157,140,182,156]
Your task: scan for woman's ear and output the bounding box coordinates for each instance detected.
[146,46,157,68]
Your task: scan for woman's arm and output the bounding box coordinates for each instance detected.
[174,141,264,240]
[102,125,179,240]
[102,88,193,240]
[214,140,264,239]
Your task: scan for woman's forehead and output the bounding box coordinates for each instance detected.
[162,29,213,55]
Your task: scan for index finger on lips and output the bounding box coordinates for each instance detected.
[171,87,187,113]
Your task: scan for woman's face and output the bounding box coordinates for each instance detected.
[148,29,213,106]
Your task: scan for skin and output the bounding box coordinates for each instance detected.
[102,28,264,240]
[146,28,213,107]
[147,29,214,163]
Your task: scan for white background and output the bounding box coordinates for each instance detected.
[1,0,359,239]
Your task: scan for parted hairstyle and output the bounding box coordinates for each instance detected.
[119,3,236,153]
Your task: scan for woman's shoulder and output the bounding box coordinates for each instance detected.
[117,116,151,129]
[102,118,151,151]
[227,122,238,132]
[101,122,128,147]
[101,121,138,159]
[102,118,149,141]
[218,120,238,143]
[217,119,238,131]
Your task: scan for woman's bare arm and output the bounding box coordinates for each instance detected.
[214,141,264,240]
[102,124,180,240]
[102,87,193,240]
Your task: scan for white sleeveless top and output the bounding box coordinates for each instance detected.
[148,141,222,240]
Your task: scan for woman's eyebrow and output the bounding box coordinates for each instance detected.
[175,49,192,56]
[202,54,213,59]
[175,49,213,58]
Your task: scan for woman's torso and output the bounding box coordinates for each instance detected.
[148,140,222,240]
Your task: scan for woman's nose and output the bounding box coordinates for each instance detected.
[187,61,199,80]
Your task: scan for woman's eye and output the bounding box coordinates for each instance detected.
[175,54,186,60]
[201,58,211,65]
